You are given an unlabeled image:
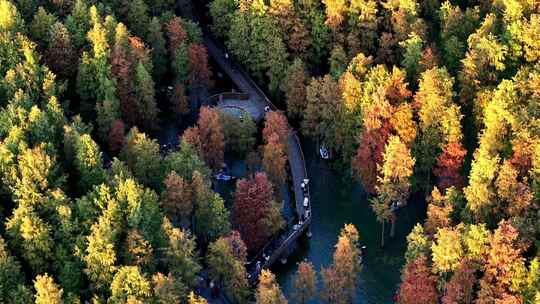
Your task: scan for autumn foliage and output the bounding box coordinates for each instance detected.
[434,142,467,190]
[182,107,225,171]
[398,256,439,304]
[108,119,126,154]
[166,17,187,54]
[187,43,211,88]
[262,111,291,146]
[352,106,392,194]
[232,173,278,251]
[262,133,288,187]
[161,171,193,221]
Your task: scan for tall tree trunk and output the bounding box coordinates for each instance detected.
[390,216,396,239]
[380,221,385,248]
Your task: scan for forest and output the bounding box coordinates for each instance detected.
[0,0,539,303]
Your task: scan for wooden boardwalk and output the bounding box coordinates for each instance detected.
[204,34,312,284]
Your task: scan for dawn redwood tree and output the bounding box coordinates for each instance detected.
[124,229,153,269]
[161,171,193,223]
[45,22,76,80]
[282,59,308,119]
[321,224,361,304]
[172,84,190,117]
[262,133,288,188]
[111,23,138,127]
[34,273,63,304]
[74,133,107,194]
[167,16,187,54]
[352,105,393,194]
[121,127,163,189]
[187,43,211,88]
[108,119,126,154]
[414,67,462,190]
[134,62,159,130]
[209,0,238,38]
[398,256,438,304]
[303,75,344,153]
[30,7,57,48]
[171,42,190,85]
[182,126,203,157]
[320,266,340,304]
[370,193,392,248]
[256,270,288,304]
[321,224,361,303]
[404,224,429,263]
[206,232,249,303]
[442,259,476,304]
[233,172,281,251]
[124,0,150,39]
[152,272,185,303]
[424,187,454,235]
[433,142,467,190]
[431,226,463,274]
[109,266,151,302]
[220,113,256,157]
[262,111,291,146]
[6,207,54,273]
[192,171,231,242]
[376,136,415,239]
[183,107,224,171]
[292,261,317,304]
[147,17,167,80]
[195,107,225,171]
[495,160,533,218]
[476,220,526,304]
[162,218,201,286]
[322,0,347,31]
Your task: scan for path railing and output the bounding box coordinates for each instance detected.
[207,92,250,104]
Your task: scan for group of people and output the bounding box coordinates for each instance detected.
[300,178,310,222]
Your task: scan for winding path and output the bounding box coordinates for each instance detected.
[204,35,312,280]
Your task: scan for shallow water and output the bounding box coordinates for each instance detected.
[274,146,426,304]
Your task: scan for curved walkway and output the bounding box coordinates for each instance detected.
[204,35,312,282]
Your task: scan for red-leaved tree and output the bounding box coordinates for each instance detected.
[167,17,187,55]
[262,111,291,146]
[352,106,393,194]
[433,142,467,190]
[262,133,287,187]
[108,119,126,155]
[442,259,476,304]
[233,173,275,251]
[476,220,525,304]
[111,39,138,126]
[181,107,224,171]
[398,256,439,304]
[188,43,211,88]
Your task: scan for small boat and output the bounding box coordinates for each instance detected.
[319,147,330,159]
[215,173,233,181]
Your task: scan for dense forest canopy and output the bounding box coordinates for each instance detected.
[210,0,540,302]
[0,0,540,303]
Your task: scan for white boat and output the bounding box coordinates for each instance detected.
[319,147,329,159]
[215,173,233,181]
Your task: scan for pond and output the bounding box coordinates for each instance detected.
[273,142,426,304]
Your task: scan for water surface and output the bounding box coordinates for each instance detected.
[274,144,426,304]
